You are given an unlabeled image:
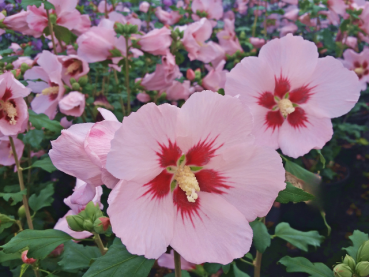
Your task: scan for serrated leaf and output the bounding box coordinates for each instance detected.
[32,156,57,173]
[0,190,27,206]
[342,230,369,258]
[28,109,63,133]
[29,183,54,212]
[22,129,44,149]
[279,256,333,277]
[233,264,250,277]
[58,241,101,272]
[2,229,72,259]
[204,263,222,274]
[274,223,324,251]
[0,251,21,262]
[250,220,271,253]
[276,182,315,204]
[82,238,155,277]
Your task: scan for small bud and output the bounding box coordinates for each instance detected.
[109,48,122,57]
[20,63,30,73]
[64,85,71,93]
[343,255,356,270]
[49,244,64,257]
[78,75,88,86]
[84,201,103,221]
[71,82,81,91]
[194,69,201,81]
[66,215,85,232]
[114,22,126,34]
[18,205,26,219]
[240,31,246,39]
[356,261,369,277]
[70,77,76,84]
[49,14,57,25]
[129,24,138,34]
[11,69,21,79]
[5,63,14,70]
[83,219,94,232]
[357,241,369,262]
[333,264,353,277]
[93,217,111,234]
[186,69,195,81]
[21,250,36,264]
[139,1,150,13]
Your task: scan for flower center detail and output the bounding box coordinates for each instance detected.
[354,67,365,75]
[0,100,17,125]
[277,98,295,117]
[66,60,82,75]
[42,86,59,95]
[174,165,200,203]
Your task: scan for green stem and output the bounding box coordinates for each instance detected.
[93,233,107,255]
[124,37,131,115]
[174,250,182,277]
[240,258,255,267]
[251,6,260,37]
[15,220,23,231]
[320,210,332,236]
[253,217,265,277]
[9,137,34,230]
[114,70,126,115]
[46,9,57,55]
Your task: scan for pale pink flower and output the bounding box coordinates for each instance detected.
[98,1,113,13]
[202,60,227,92]
[158,250,196,270]
[58,55,90,87]
[250,37,266,48]
[27,0,81,33]
[137,92,151,103]
[13,56,33,70]
[54,210,92,239]
[0,72,30,136]
[0,136,24,166]
[283,5,299,21]
[138,27,172,56]
[60,117,73,129]
[106,91,285,264]
[216,18,243,55]
[279,22,298,37]
[3,10,42,37]
[72,14,91,36]
[9,43,23,55]
[341,48,369,91]
[282,0,298,4]
[64,179,103,214]
[141,52,182,91]
[59,92,86,117]
[155,7,182,25]
[166,80,191,101]
[139,1,150,13]
[225,35,361,158]
[25,51,65,119]
[49,108,120,188]
[21,250,36,264]
[192,0,223,20]
[237,0,249,14]
[344,36,358,49]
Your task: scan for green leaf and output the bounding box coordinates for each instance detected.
[222,263,231,274]
[0,221,14,234]
[203,263,222,274]
[22,129,44,149]
[0,190,27,206]
[2,229,72,259]
[28,109,63,133]
[275,182,315,204]
[316,150,326,168]
[233,264,250,277]
[53,25,77,44]
[279,256,334,277]
[20,263,30,277]
[29,183,54,212]
[58,241,101,272]
[0,251,21,262]
[32,156,57,173]
[342,230,369,258]
[250,220,271,253]
[274,223,324,251]
[283,158,321,185]
[164,271,191,277]
[83,238,155,277]
[20,0,55,10]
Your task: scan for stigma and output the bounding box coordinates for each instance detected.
[66,60,82,75]
[277,98,295,117]
[42,86,59,95]
[174,165,200,203]
[0,100,17,125]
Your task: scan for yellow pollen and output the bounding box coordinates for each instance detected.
[354,67,365,75]
[66,60,82,75]
[278,98,295,117]
[0,100,17,125]
[42,86,59,95]
[174,165,200,203]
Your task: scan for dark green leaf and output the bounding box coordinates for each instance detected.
[2,229,72,259]
[274,223,324,251]
[20,263,30,277]
[53,25,77,44]
[28,109,63,133]
[1,55,19,63]
[83,238,155,277]
[204,263,222,274]
[222,264,231,274]
[342,230,369,258]
[275,182,315,204]
[279,256,333,277]
[29,183,54,212]
[164,271,191,277]
[0,190,27,206]
[32,156,57,173]
[58,241,101,272]
[20,0,55,10]
[250,220,271,253]
[283,157,321,186]
[316,150,326,168]
[0,251,21,262]
[23,129,44,149]
[233,264,250,277]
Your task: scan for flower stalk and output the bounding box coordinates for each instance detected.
[46,9,57,55]
[93,232,107,255]
[174,250,182,277]
[253,217,265,277]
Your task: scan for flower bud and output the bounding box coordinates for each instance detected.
[78,75,88,87]
[84,201,103,221]
[66,215,85,232]
[83,219,94,232]
[71,82,81,91]
[194,69,201,81]
[18,205,26,219]
[356,261,369,277]
[64,85,71,93]
[186,69,195,81]
[49,14,57,25]
[333,263,352,277]
[114,22,126,34]
[357,241,369,262]
[1,10,7,16]
[343,255,356,270]
[21,250,36,264]
[11,69,21,79]
[5,63,14,70]
[49,244,64,257]
[20,63,30,73]
[70,77,77,84]
[129,24,138,34]
[109,48,122,57]
[93,217,111,234]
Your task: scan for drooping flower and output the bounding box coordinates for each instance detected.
[202,60,227,92]
[106,91,285,264]
[58,55,90,87]
[191,0,223,21]
[225,34,361,158]
[155,7,182,25]
[341,48,369,91]
[3,10,42,37]
[216,18,243,55]
[58,91,86,117]
[0,136,24,166]
[0,72,30,136]
[165,80,191,101]
[138,27,172,56]
[49,108,120,188]
[158,250,196,270]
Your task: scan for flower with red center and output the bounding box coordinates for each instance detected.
[106,91,285,264]
[58,55,89,88]
[225,34,360,158]
[341,47,369,91]
[0,72,30,136]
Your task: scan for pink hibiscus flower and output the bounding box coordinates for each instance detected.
[341,48,369,91]
[0,72,31,136]
[105,91,285,264]
[225,34,361,158]
[158,250,196,270]
[58,55,90,88]
[216,18,243,55]
[138,27,172,56]
[58,91,86,117]
[0,136,24,166]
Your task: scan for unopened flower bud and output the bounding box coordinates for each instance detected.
[0,61,4,68]
[109,48,122,57]
[78,75,88,86]
[357,241,369,262]
[1,10,7,16]
[194,69,201,81]
[64,85,71,93]
[66,215,85,232]
[49,244,64,257]
[84,201,103,221]
[83,219,94,232]
[356,261,369,276]
[129,24,138,34]
[21,250,36,264]
[20,63,30,73]
[71,82,81,91]
[49,14,57,25]
[70,77,76,84]
[186,69,195,81]
[114,22,126,34]
[5,63,14,70]
[343,255,356,270]
[18,205,26,219]
[93,217,111,234]
[333,263,352,277]
[11,69,21,79]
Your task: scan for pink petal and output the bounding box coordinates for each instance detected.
[157,250,196,270]
[0,136,24,166]
[97,107,118,122]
